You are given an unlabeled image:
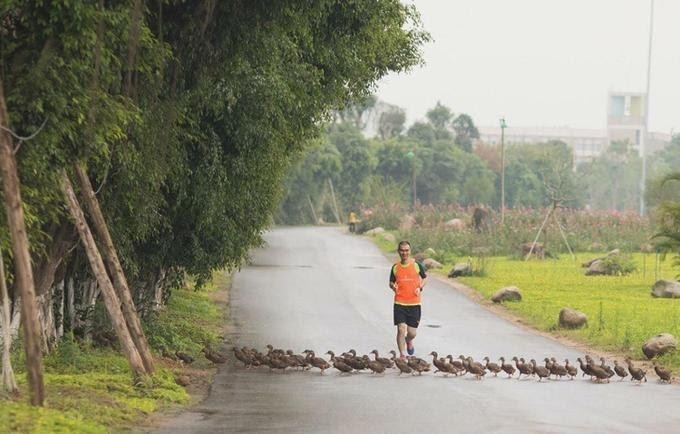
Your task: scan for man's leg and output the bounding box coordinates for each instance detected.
[396,323,407,357]
[405,326,417,355]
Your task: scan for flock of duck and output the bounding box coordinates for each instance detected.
[232,345,674,384]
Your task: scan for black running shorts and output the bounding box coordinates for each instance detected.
[393,304,421,328]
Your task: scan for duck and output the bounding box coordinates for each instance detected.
[202,347,227,364]
[626,358,647,384]
[232,347,249,367]
[564,359,577,380]
[346,354,369,372]
[367,358,386,375]
[175,351,194,364]
[370,349,394,369]
[586,360,610,383]
[445,355,464,375]
[408,356,431,375]
[576,357,593,379]
[613,360,628,381]
[512,356,532,380]
[520,358,534,376]
[599,357,615,379]
[286,350,308,370]
[429,351,449,376]
[547,357,568,380]
[266,354,289,373]
[303,350,330,375]
[483,356,502,377]
[394,355,413,375]
[653,362,672,384]
[266,344,285,357]
[499,357,516,378]
[465,357,486,380]
[530,359,550,382]
[326,351,353,374]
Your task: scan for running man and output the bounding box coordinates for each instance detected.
[389,241,427,357]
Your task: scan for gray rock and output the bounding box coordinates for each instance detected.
[491,286,522,303]
[380,232,396,243]
[585,259,607,275]
[558,308,588,329]
[448,262,471,278]
[642,333,677,359]
[364,227,385,236]
[650,280,680,298]
[422,258,443,270]
[444,218,465,231]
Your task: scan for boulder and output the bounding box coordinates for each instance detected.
[424,247,436,257]
[491,286,522,303]
[448,262,471,278]
[380,232,396,243]
[583,249,620,268]
[175,375,191,387]
[364,227,385,236]
[642,333,677,359]
[651,280,680,298]
[584,259,608,275]
[444,218,465,231]
[399,215,416,231]
[422,258,443,270]
[558,308,588,329]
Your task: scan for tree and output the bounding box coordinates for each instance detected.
[378,105,406,140]
[451,113,479,152]
[653,172,680,276]
[425,101,453,131]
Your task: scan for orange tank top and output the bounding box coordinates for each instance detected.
[393,260,422,305]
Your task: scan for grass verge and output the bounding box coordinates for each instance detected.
[0,270,230,433]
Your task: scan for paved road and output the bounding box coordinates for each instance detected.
[155,227,679,434]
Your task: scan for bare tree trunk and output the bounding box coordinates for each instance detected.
[37,289,56,353]
[78,280,99,342]
[56,280,65,338]
[60,171,147,379]
[151,268,167,311]
[0,79,45,405]
[0,250,18,395]
[34,222,76,297]
[74,164,154,373]
[66,278,75,332]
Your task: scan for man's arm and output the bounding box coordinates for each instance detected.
[417,261,427,291]
[389,266,396,292]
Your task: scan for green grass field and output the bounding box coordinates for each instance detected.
[0,271,229,433]
[449,254,680,369]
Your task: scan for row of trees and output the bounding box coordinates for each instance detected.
[279,100,680,224]
[0,1,428,404]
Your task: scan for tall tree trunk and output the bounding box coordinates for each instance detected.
[34,222,76,297]
[0,78,45,405]
[74,164,155,373]
[0,250,18,395]
[66,278,75,332]
[60,171,147,379]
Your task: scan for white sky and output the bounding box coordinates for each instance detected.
[377,0,680,134]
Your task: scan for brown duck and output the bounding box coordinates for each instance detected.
[175,351,194,364]
[512,356,532,380]
[499,357,516,378]
[370,350,394,369]
[326,351,353,374]
[394,356,413,375]
[576,357,593,379]
[653,362,672,384]
[564,359,577,380]
[466,357,486,380]
[483,357,502,377]
[304,350,330,375]
[626,358,647,384]
[613,360,628,381]
[530,359,550,382]
[202,347,227,364]
[408,356,431,375]
[548,357,568,380]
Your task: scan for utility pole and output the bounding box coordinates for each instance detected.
[406,150,416,211]
[500,117,507,224]
[641,0,654,216]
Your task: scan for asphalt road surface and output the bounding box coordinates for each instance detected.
[155,227,679,434]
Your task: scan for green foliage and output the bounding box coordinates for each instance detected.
[599,254,638,276]
[454,254,680,370]
[653,172,680,276]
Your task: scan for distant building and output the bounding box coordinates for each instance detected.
[476,91,670,165]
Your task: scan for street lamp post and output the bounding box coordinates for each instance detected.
[640,0,655,216]
[406,150,416,211]
[499,117,507,224]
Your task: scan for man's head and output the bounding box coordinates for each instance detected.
[397,240,411,263]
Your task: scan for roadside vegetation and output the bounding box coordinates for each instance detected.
[0,273,227,432]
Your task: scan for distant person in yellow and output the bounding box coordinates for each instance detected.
[348,211,358,233]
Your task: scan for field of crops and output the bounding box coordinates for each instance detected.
[446,253,679,369]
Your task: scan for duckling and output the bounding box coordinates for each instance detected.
[626,358,647,384]
[564,359,577,380]
[613,360,628,381]
[175,351,194,364]
[303,350,330,375]
[266,344,285,357]
[232,347,249,367]
[512,356,532,380]
[653,362,672,384]
[499,357,516,378]
[286,350,308,370]
[482,357,502,377]
[370,349,394,369]
[326,351,353,375]
[530,359,550,382]
[520,358,535,377]
[587,360,610,383]
[202,347,227,364]
[394,356,413,375]
[446,355,464,375]
[458,355,471,374]
[346,354,369,372]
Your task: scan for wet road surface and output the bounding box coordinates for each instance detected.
[154,227,679,434]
